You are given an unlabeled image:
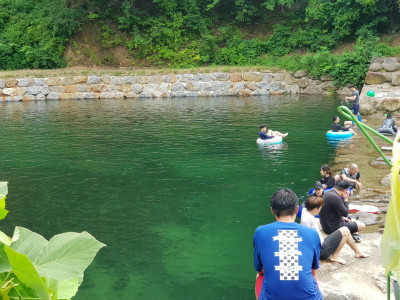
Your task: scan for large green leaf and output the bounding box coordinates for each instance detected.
[44,277,79,300]
[11,227,48,262]
[0,232,12,273]
[35,231,105,281]
[0,182,9,222]
[0,246,11,273]
[0,182,8,197]
[4,246,51,300]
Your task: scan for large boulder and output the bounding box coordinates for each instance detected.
[381,98,400,111]
[293,70,309,78]
[382,57,400,72]
[392,72,400,86]
[364,72,388,85]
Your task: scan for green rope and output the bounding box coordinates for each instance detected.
[337,105,393,168]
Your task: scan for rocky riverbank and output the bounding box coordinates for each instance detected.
[360,57,400,115]
[318,113,398,299]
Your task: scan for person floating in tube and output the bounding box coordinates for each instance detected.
[331,116,356,135]
[258,124,288,140]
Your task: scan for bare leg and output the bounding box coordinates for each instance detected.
[344,121,353,127]
[345,232,369,258]
[354,220,366,233]
[272,130,288,138]
[349,128,357,135]
[328,227,349,265]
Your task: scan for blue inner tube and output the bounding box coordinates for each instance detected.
[326,130,353,138]
[297,204,318,219]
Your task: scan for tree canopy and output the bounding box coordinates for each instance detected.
[1,0,400,86]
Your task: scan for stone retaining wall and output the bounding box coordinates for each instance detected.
[0,70,341,102]
[360,57,400,114]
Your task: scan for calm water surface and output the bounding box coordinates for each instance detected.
[0,95,343,299]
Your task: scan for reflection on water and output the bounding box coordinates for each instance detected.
[258,143,289,161]
[0,95,344,300]
[327,136,354,149]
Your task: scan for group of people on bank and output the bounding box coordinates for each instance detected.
[253,85,371,300]
[253,163,368,299]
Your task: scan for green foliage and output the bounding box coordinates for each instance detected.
[262,0,295,11]
[215,36,261,65]
[0,182,105,300]
[2,0,400,88]
[0,0,84,70]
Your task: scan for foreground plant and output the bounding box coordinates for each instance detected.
[0,181,105,299]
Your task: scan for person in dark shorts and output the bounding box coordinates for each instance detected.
[332,116,356,135]
[259,124,288,140]
[319,180,369,252]
[301,196,355,265]
[345,84,360,118]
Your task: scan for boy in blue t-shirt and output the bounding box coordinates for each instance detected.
[253,189,322,300]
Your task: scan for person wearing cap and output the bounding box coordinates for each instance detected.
[332,116,356,135]
[340,164,362,192]
[319,180,368,247]
[301,196,354,265]
[311,182,324,197]
[259,124,288,140]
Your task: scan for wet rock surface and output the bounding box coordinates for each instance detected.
[319,114,397,299]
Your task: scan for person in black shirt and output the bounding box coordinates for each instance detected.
[311,182,324,197]
[319,164,336,189]
[332,116,356,135]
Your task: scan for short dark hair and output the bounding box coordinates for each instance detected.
[260,124,267,129]
[305,196,323,211]
[333,115,339,121]
[348,84,354,88]
[270,188,298,217]
[334,179,350,191]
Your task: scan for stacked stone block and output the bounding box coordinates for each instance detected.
[0,70,337,102]
[360,57,400,114]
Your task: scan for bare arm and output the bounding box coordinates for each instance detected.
[341,174,363,191]
[345,95,356,101]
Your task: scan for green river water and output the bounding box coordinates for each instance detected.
[0,95,345,299]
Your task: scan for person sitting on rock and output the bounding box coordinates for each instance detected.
[301,195,367,265]
[319,180,369,248]
[319,164,336,189]
[332,116,356,135]
[258,124,288,140]
[340,164,362,192]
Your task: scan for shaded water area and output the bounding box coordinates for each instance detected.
[0,95,345,299]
